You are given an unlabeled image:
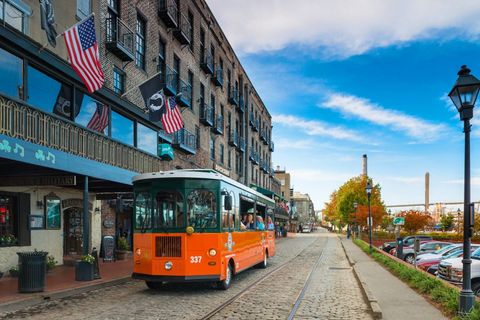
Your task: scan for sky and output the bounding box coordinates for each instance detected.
[206,0,480,210]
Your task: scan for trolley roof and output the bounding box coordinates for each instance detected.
[133,169,274,204]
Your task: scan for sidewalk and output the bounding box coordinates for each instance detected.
[341,237,448,320]
[0,257,132,313]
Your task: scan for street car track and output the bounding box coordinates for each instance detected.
[200,235,329,320]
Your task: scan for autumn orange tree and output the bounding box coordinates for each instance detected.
[323,175,386,228]
[397,210,431,234]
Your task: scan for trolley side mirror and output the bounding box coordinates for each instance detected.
[224,194,232,211]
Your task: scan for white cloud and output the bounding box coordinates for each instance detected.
[443,177,480,186]
[321,93,448,141]
[384,176,423,184]
[207,0,480,58]
[273,114,369,143]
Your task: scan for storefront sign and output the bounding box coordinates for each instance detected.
[61,198,93,211]
[0,175,76,186]
[102,235,115,262]
[103,219,114,228]
[214,164,230,177]
[158,143,174,160]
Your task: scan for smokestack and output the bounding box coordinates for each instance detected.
[362,154,368,176]
[425,172,430,213]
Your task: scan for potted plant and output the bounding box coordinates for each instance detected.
[9,266,19,277]
[75,254,95,281]
[46,255,57,272]
[116,237,130,260]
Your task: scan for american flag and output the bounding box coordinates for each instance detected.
[87,103,109,133]
[162,96,184,134]
[63,15,104,93]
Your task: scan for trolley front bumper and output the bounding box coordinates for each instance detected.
[132,273,221,283]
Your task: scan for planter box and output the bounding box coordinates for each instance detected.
[75,261,94,281]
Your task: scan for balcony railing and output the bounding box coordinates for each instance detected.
[212,67,223,87]
[199,103,214,127]
[252,118,259,132]
[178,78,192,108]
[228,87,239,106]
[105,17,134,61]
[165,65,178,96]
[173,12,191,45]
[228,130,238,147]
[260,128,268,143]
[213,114,223,134]
[237,136,245,152]
[201,50,214,75]
[249,149,259,164]
[238,96,245,113]
[158,0,178,28]
[0,94,162,174]
[249,114,254,127]
[173,128,196,154]
[269,140,274,152]
[269,167,275,177]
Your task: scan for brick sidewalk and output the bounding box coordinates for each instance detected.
[0,257,132,307]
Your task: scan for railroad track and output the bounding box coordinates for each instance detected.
[200,234,330,320]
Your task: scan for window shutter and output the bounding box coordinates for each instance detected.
[17,193,31,246]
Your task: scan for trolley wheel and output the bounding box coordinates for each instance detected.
[257,251,268,269]
[217,262,233,290]
[145,281,162,290]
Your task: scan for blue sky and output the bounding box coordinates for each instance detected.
[207,0,480,209]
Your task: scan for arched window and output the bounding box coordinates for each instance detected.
[187,190,217,229]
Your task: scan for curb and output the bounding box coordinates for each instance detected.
[0,276,131,314]
[339,237,383,319]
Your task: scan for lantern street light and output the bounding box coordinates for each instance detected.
[365,181,373,251]
[353,202,358,239]
[448,65,480,314]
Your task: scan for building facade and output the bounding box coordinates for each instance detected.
[274,166,291,202]
[291,192,315,228]
[0,0,274,271]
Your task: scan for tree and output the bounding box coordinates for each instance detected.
[398,210,431,234]
[440,214,455,231]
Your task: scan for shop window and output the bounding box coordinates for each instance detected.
[76,0,91,20]
[111,110,133,145]
[137,122,157,155]
[0,195,16,246]
[0,47,23,99]
[75,94,109,135]
[28,65,74,119]
[0,192,30,247]
[0,0,30,33]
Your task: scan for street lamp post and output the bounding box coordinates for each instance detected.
[365,181,373,251]
[448,65,480,314]
[353,202,358,239]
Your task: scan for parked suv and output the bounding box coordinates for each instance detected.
[438,247,480,296]
[382,235,432,255]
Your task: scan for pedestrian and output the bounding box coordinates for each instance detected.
[347,225,351,239]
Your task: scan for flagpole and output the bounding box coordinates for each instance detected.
[38,13,95,52]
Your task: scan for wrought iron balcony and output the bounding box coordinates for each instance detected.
[0,93,162,173]
[260,129,268,144]
[173,128,196,154]
[269,167,275,177]
[237,136,245,152]
[105,17,134,61]
[269,140,274,152]
[199,103,214,127]
[228,130,239,147]
[158,0,178,28]
[178,78,192,108]
[252,118,259,132]
[212,67,223,86]
[238,96,245,113]
[201,50,214,75]
[164,65,178,96]
[213,114,223,134]
[228,87,239,106]
[249,113,254,127]
[249,148,259,164]
[173,12,191,45]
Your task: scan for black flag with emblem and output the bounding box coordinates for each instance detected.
[139,73,166,122]
[53,84,83,119]
[39,0,58,47]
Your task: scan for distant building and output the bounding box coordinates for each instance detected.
[274,166,291,202]
[291,192,315,227]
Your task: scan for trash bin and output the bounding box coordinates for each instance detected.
[17,251,48,293]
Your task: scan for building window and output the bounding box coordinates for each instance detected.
[220,144,224,164]
[199,27,205,62]
[0,195,15,245]
[195,125,200,149]
[210,93,215,113]
[76,94,109,135]
[173,55,180,91]
[113,67,125,95]
[188,70,194,109]
[0,192,30,247]
[0,47,23,99]
[111,110,134,146]
[137,123,158,155]
[188,10,194,52]
[210,136,215,160]
[135,15,146,70]
[0,0,30,33]
[76,0,91,19]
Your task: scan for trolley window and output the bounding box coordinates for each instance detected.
[153,191,184,229]
[135,192,151,230]
[187,190,217,229]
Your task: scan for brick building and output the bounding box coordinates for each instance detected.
[0,0,274,270]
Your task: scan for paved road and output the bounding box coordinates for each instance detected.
[1,231,372,320]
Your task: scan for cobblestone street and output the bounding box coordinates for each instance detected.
[0,231,372,320]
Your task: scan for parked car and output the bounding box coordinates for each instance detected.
[416,244,462,264]
[382,235,433,255]
[421,246,479,275]
[400,241,451,264]
[438,246,480,296]
[302,226,311,233]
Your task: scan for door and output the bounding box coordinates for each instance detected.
[64,207,83,255]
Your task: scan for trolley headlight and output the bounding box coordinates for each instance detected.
[208,249,217,257]
[164,261,173,270]
[186,226,194,235]
[135,248,142,256]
